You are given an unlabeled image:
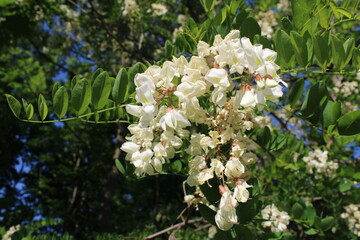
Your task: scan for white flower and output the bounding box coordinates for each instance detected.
[159,109,191,131]
[205,68,230,88]
[233,180,252,203]
[261,204,290,233]
[215,186,238,231]
[151,3,168,16]
[224,157,246,179]
[210,158,225,177]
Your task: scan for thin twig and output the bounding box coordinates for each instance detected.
[143,218,206,240]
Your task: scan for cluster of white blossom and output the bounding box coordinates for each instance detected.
[255,11,278,39]
[332,75,359,97]
[2,225,20,240]
[151,3,168,16]
[121,30,286,230]
[277,0,291,14]
[341,204,360,237]
[261,204,290,232]
[303,149,338,178]
[122,0,139,16]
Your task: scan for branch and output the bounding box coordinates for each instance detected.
[143,218,206,240]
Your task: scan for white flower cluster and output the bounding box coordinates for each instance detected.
[341,204,360,237]
[261,204,290,232]
[2,225,20,240]
[303,149,338,178]
[121,30,285,230]
[122,0,139,16]
[255,11,278,39]
[151,3,168,16]
[332,75,359,97]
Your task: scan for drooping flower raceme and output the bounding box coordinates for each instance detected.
[261,204,290,232]
[121,30,285,230]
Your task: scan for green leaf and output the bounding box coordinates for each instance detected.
[71,79,92,116]
[303,31,313,63]
[331,35,345,70]
[234,225,253,240]
[322,100,341,128]
[199,178,221,205]
[5,94,21,118]
[321,216,334,231]
[112,68,129,104]
[92,71,111,110]
[200,0,216,12]
[291,0,318,30]
[53,86,68,119]
[339,181,352,192]
[240,17,261,42]
[281,17,293,34]
[274,30,295,68]
[38,94,48,121]
[334,7,352,18]
[313,32,331,70]
[229,0,242,14]
[257,126,271,149]
[301,82,328,119]
[233,10,248,29]
[269,135,287,151]
[291,203,304,219]
[51,82,60,99]
[71,75,80,89]
[342,37,355,67]
[236,196,259,223]
[318,6,331,28]
[305,228,318,235]
[115,159,126,175]
[253,35,272,49]
[329,2,340,18]
[213,7,227,25]
[128,62,147,94]
[288,79,304,108]
[290,31,308,68]
[91,68,103,85]
[171,160,182,173]
[304,205,316,226]
[198,204,216,225]
[352,47,360,70]
[165,40,174,59]
[21,99,33,120]
[337,110,360,135]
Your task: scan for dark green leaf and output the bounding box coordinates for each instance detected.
[199,178,221,205]
[301,82,328,119]
[71,79,92,116]
[281,17,293,34]
[253,35,272,49]
[288,79,304,108]
[291,0,318,30]
[71,75,80,89]
[213,7,227,26]
[304,205,316,226]
[240,17,261,42]
[233,10,248,29]
[200,0,216,12]
[291,203,304,219]
[321,216,334,231]
[337,110,360,135]
[92,71,111,110]
[339,181,352,192]
[257,126,271,149]
[234,225,253,240]
[38,94,48,121]
[352,47,360,69]
[112,68,129,104]
[115,159,126,175]
[5,94,21,118]
[236,195,259,223]
[53,86,68,119]
[198,204,216,225]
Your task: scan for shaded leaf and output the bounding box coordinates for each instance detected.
[288,79,304,108]
[38,94,48,121]
[337,110,360,135]
[53,86,68,119]
[112,68,129,104]
[92,71,111,110]
[5,94,21,118]
[71,79,92,116]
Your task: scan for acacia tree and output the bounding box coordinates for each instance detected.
[2,0,360,239]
